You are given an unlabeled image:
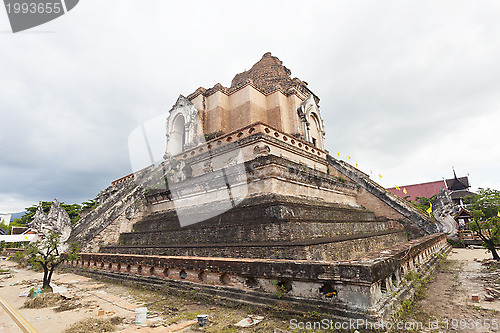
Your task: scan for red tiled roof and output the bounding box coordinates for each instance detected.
[387,180,448,202]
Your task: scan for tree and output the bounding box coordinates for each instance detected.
[81,199,98,211]
[12,201,52,228]
[25,232,79,290]
[0,219,9,233]
[467,188,500,261]
[414,195,436,215]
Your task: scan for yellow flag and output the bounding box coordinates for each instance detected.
[24,235,29,241]
[426,203,433,214]
[378,173,383,179]
[370,170,373,175]
[337,151,340,157]
[403,188,407,194]
[395,185,401,191]
[347,155,351,160]
[355,162,358,168]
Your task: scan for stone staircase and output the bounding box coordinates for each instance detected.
[101,194,407,261]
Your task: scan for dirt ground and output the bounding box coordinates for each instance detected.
[0,258,293,333]
[0,248,499,333]
[397,248,500,333]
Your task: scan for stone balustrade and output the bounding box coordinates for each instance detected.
[64,233,450,320]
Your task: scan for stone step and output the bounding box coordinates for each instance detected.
[118,219,393,246]
[132,196,378,233]
[103,229,408,261]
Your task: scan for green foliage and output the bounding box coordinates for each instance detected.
[403,270,421,286]
[466,188,500,260]
[204,130,223,141]
[9,202,51,230]
[0,219,8,232]
[25,232,79,289]
[413,195,436,214]
[13,250,25,263]
[336,176,346,183]
[468,188,500,220]
[64,203,83,224]
[144,183,162,196]
[144,175,169,196]
[67,242,80,259]
[81,199,98,211]
[272,280,289,299]
[7,219,26,234]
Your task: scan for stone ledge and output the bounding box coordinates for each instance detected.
[91,233,446,284]
[177,122,327,162]
[111,229,403,249]
[67,267,369,321]
[65,233,448,321]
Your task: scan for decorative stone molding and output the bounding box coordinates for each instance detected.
[202,160,213,173]
[177,122,326,162]
[253,144,271,156]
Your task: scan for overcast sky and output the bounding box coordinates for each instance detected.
[1,0,500,213]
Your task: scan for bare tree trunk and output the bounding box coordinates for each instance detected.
[47,266,55,288]
[42,267,51,290]
[474,221,500,261]
[485,240,500,260]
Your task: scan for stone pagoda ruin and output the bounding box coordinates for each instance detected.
[66,53,450,321]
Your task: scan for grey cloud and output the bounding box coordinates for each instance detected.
[1,0,500,212]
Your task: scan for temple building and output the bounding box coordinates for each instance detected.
[65,53,450,321]
[387,170,474,207]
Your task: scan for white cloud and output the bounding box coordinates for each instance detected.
[1,0,500,212]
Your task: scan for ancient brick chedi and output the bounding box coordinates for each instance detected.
[66,53,449,321]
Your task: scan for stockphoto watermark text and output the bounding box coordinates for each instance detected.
[289,317,499,331]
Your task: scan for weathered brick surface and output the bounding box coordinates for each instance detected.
[136,193,376,233]
[188,53,316,104]
[122,193,389,247]
[119,219,394,246]
[103,230,407,261]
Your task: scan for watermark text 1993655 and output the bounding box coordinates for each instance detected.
[3,0,79,33]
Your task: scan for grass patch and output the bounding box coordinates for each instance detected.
[392,259,445,325]
[168,311,197,324]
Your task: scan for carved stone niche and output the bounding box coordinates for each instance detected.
[297,95,326,150]
[253,145,271,156]
[165,95,202,157]
[203,160,213,173]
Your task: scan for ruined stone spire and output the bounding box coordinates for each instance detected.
[28,199,72,243]
[230,52,318,102]
[47,199,72,238]
[27,204,47,231]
